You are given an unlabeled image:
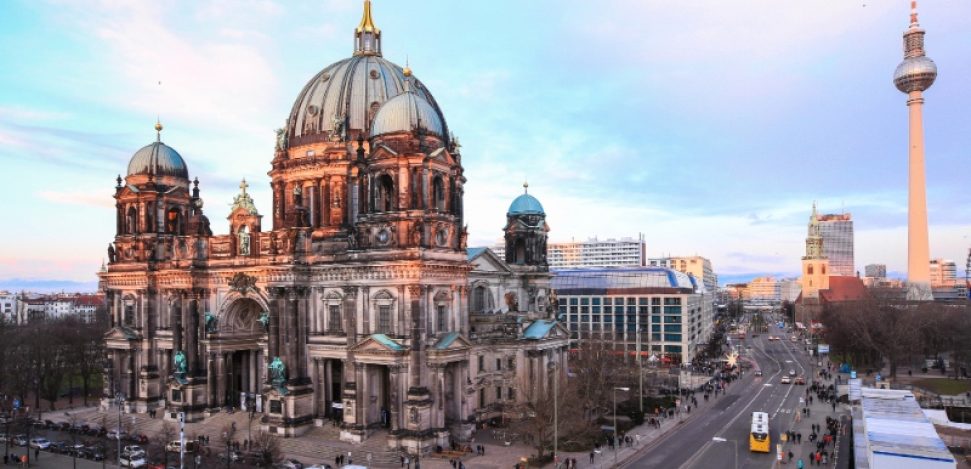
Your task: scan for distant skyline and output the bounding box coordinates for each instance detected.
[1,0,969,284]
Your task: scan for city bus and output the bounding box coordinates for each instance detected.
[749,411,770,452]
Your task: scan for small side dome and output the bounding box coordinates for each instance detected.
[127,141,189,179]
[508,193,545,216]
[369,91,446,139]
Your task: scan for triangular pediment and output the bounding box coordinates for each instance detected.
[350,334,406,353]
[469,248,511,274]
[104,326,139,341]
[431,332,471,351]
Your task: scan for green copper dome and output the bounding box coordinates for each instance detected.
[508,193,544,216]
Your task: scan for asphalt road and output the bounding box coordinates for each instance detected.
[623,318,816,469]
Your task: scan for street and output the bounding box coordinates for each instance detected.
[623,318,849,469]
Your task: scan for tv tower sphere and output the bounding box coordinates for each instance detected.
[894,2,937,93]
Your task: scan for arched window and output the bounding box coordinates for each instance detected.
[373,290,394,334]
[145,202,154,232]
[325,291,343,333]
[807,265,814,275]
[472,285,488,313]
[821,265,826,275]
[126,207,137,234]
[166,208,180,234]
[237,225,251,256]
[432,175,445,211]
[376,174,395,212]
[435,291,450,332]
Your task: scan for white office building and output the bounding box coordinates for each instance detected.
[494,234,646,268]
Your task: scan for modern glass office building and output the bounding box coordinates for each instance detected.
[819,213,855,277]
[552,267,713,364]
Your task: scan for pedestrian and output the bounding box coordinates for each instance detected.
[788,451,793,462]
[797,458,804,469]
[797,432,801,444]
[336,455,341,467]
[34,448,39,460]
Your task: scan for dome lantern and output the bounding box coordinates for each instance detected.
[354,0,382,57]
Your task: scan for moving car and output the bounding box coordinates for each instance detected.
[780,376,792,384]
[754,370,763,377]
[29,437,51,449]
[794,376,806,385]
[788,369,796,377]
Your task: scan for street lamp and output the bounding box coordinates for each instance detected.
[711,437,738,469]
[612,387,629,469]
[114,392,125,468]
[547,361,558,468]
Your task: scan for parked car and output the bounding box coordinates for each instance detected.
[48,440,68,454]
[218,450,244,462]
[13,435,28,446]
[120,455,148,468]
[124,445,147,459]
[275,458,305,469]
[165,440,197,453]
[306,465,333,469]
[29,437,51,449]
[0,433,7,443]
[85,446,106,461]
[107,429,128,440]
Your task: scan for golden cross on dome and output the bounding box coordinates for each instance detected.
[240,178,249,194]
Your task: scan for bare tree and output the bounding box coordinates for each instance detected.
[152,421,177,467]
[250,430,281,467]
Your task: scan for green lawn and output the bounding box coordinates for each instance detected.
[912,378,971,396]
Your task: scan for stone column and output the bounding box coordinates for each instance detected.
[389,365,401,431]
[296,288,308,380]
[268,288,284,361]
[361,287,370,335]
[421,164,429,210]
[407,285,424,388]
[216,353,226,407]
[285,289,298,381]
[325,360,334,409]
[186,296,199,376]
[321,177,331,228]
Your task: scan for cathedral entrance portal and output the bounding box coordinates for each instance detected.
[212,297,267,411]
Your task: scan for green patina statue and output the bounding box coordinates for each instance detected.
[173,351,187,378]
[205,311,217,333]
[258,311,270,330]
[269,356,287,391]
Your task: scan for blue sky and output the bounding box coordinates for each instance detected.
[0,0,969,286]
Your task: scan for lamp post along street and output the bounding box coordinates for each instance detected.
[115,394,124,468]
[612,387,629,469]
[547,361,558,467]
[179,411,185,469]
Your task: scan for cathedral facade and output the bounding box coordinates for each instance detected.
[99,1,567,451]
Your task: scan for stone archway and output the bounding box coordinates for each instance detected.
[212,296,268,410]
[219,297,265,336]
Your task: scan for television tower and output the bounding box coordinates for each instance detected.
[893,1,937,301]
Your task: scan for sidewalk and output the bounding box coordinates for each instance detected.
[775,368,851,468]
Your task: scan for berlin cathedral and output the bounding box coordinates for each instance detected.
[100,1,568,451]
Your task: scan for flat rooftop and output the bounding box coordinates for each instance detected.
[858,388,955,467]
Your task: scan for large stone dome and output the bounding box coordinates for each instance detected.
[285,2,447,145]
